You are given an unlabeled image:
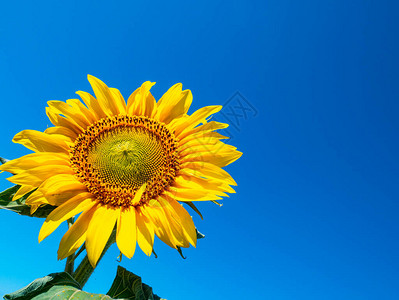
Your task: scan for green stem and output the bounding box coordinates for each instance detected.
[64,218,75,275]
[74,243,86,260]
[73,230,116,288]
[65,255,75,275]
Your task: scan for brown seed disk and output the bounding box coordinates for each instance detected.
[70,115,180,207]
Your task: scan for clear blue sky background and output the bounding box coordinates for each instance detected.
[1,1,399,299]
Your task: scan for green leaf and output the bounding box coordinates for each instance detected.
[106,266,162,300]
[3,269,163,300]
[0,185,56,218]
[32,286,113,300]
[3,272,114,300]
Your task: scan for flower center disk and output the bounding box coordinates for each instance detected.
[90,127,165,189]
[70,115,180,207]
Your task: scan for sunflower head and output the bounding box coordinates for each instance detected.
[0,75,242,266]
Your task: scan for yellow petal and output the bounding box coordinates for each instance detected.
[160,196,196,247]
[157,200,188,248]
[181,161,237,185]
[178,121,229,140]
[165,189,223,202]
[66,98,97,124]
[144,90,156,117]
[127,81,156,117]
[76,90,106,120]
[30,204,39,214]
[156,83,182,109]
[8,165,73,186]
[179,140,229,157]
[47,101,90,129]
[13,130,71,153]
[26,188,86,209]
[86,205,118,267]
[46,107,83,135]
[58,204,97,260]
[25,190,48,206]
[116,206,137,259]
[174,175,235,194]
[39,174,86,197]
[179,131,229,147]
[12,185,35,201]
[181,145,242,167]
[27,174,87,206]
[155,84,192,124]
[135,208,154,256]
[147,200,188,248]
[132,183,146,205]
[0,153,69,175]
[109,88,127,115]
[178,132,229,153]
[87,75,119,116]
[38,193,95,242]
[178,142,220,157]
[172,105,222,136]
[44,126,78,142]
[143,205,177,249]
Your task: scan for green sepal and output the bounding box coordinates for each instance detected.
[0,185,56,218]
[0,157,9,164]
[106,266,162,300]
[196,229,205,239]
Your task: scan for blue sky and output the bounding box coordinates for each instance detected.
[1,0,399,299]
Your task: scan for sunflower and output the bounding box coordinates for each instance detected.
[0,75,241,267]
